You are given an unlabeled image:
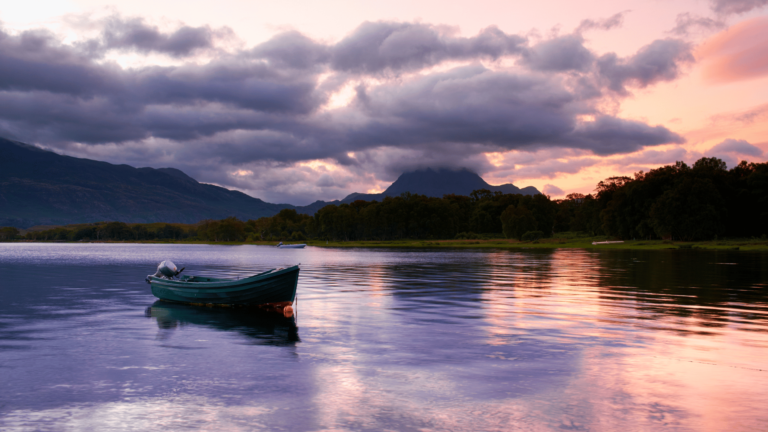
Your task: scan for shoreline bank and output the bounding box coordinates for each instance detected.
[3,238,767,251]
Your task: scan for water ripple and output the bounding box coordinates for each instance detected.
[0,244,767,431]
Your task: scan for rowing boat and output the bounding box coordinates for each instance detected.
[277,242,306,248]
[146,262,299,312]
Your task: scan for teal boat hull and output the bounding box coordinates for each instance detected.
[147,265,299,307]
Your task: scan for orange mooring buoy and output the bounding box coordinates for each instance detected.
[283,305,294,317]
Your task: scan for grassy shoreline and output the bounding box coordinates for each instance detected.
[5,238,768,251]
[311,238,767,251]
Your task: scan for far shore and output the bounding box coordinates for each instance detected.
[4,238,767,251]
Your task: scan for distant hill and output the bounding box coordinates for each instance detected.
[0,138,540,228]
[0,138,294,228]
[336,168,540,203]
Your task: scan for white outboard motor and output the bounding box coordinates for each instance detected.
[154,260,183,279]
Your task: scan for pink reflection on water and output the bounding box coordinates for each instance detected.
[479,249,768,430]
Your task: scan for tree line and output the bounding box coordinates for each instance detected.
[2,157,766,242]
[586,157,767,240]
[281,157,766,242]
[21,222,192,242]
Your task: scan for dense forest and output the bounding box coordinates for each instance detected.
[5,157,767,242]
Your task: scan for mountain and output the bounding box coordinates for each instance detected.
[0,138,540,228]
[0,138,294,228]
[336,168,540,203]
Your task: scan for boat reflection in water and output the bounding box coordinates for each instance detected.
[145,300,300,346]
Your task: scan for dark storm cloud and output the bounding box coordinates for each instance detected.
[565,116,684,155]
[0,16,691,201]
[0,23,324,144]
[246,22,526,74]
[60,14,232,57]
[250,31,329,69]
[352,146,495,180]
[131,61,320,113]
[327,66,683,161]
[0,27,121,96]
[99,16,224,57]
[88,65,682,170]
[710,0,768,15]
[597,39,693,94]
[0,91,147,143]
[521,35,595,72]
[188,130,343,165]
[328,21,526,74]
[343,66,576,149]
[0,61,319,144]
[0,23,319,113]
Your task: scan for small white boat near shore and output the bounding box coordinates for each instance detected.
[592,241,624,245]
[277,242,306,249]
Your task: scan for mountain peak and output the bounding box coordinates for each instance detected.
[341,168,539,202]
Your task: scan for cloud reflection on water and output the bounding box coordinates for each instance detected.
[0,244,767,430]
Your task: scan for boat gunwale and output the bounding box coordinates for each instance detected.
[147,265,299,290]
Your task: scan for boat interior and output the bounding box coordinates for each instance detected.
[179,276,229,282]
[178,268,278,283]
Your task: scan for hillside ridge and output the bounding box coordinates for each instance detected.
[0,138,540,228]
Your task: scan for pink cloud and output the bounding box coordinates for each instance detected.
[542,184,564,197]
[706,138,765,168]
[708,138,763,156]
[698,16,768,83]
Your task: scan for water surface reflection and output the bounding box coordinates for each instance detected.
[145,301,300,346]
[0,244,766,431]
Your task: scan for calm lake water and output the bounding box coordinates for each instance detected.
[0,244,766,431]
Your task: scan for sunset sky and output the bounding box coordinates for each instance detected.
[1,0,767,204]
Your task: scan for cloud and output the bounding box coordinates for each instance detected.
[315,174,338,187]
[601,141,764,175]
[0,28,119,97]
[490,149,601,180]
[697,16,768,83]
[567,116,684,155]
[708,138,763,156]
[511,158,600,180]
[350,146,495,181]
[710,0,768,15]
[521,35,594,72]
[328,21,526,74]
[597,39,694,94]
[542,184,564,196]
[250,30,329,69]
[0,16,692,204]
[62,14,234,58]
[703,138,764,169]
[0,24,323,144]
[731,104,768,124]
[99,16,228,57]
[609,147,692,167]
[575,12,627,34]
[336,67,683,158]
[670,13,725,37]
